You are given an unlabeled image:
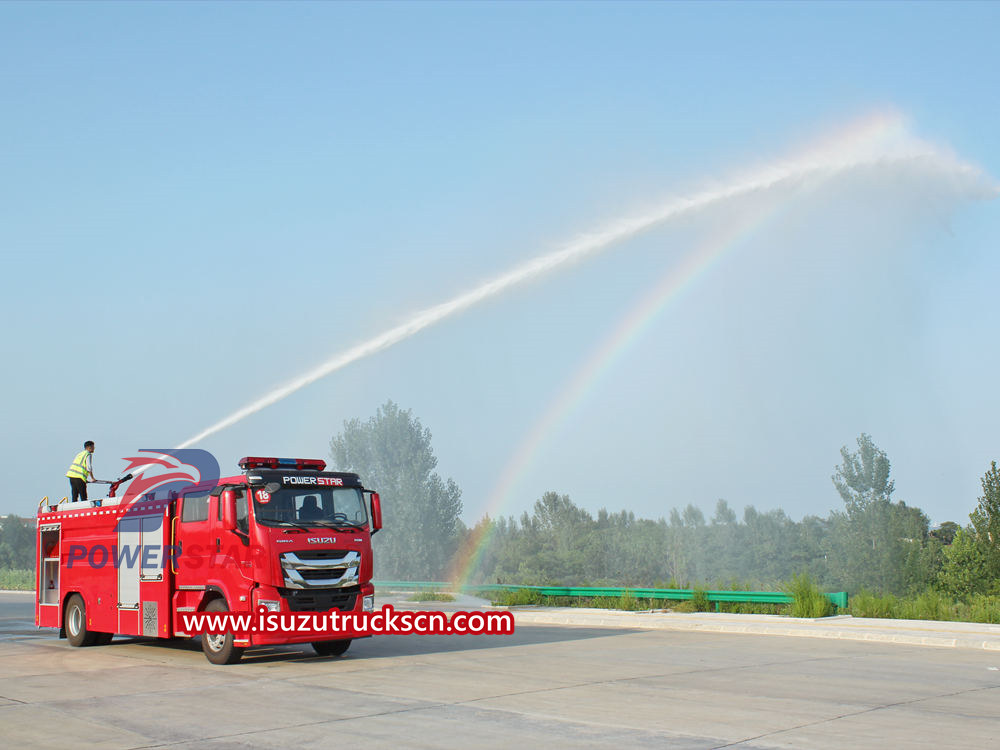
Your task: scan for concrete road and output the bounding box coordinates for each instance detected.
[1,591,998,749]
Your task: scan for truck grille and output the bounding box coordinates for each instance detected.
[293,550,350,561]
[298,568,343,581]
[279,549,360,589]
[279,586,359,612]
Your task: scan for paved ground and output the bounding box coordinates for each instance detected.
[2,591,999,749]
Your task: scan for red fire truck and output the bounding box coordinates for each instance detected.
[35,456,382,664]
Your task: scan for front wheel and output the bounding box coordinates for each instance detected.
[65,594,96,647]
[201,599,244,665]
[312,639,351,657]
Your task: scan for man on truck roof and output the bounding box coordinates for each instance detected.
[65,440,98,503]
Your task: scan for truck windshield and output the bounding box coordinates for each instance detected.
[252,487,368,529]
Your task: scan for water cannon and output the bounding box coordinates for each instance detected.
[108,473,134,498]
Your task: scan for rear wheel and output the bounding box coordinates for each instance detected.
[65,594,96,647]
[200,599,244,665]
[312,639,351,657]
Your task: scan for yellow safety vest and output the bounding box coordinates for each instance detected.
[66,450,90,481]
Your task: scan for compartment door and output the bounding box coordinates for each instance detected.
[37,524,62,627]
[117,517,141,609]
[140,515,163,581]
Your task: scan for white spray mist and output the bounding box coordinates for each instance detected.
[178,113,994,448]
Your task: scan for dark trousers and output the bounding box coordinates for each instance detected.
[69,477,88,503]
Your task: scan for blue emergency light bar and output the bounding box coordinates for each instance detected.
[238,457,327,471]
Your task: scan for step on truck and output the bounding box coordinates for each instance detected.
[35,456,382,664]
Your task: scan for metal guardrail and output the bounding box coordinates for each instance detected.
[374,581,849,610]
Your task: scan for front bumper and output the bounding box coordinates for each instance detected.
[239,583,374,647]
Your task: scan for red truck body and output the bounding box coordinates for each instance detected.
[35,456,381,663]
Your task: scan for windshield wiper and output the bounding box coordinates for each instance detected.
[267,520,313,530]
[312,520,364,530]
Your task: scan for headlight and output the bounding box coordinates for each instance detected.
[259,600,281,612]
[362,595,375,612]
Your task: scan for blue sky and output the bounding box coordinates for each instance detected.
[1,1,998,525]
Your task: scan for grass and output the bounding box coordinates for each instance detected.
[850,589,1000,624]
[488,586,784,614]
[967,594,1000,624]
[406,590,455,602]
[489,588,658,610]
[488,587,546,606]
[787,573,834,618]
[483,580,1000,624]
[716,601,789,615]
[848,590,897,619]
[590,591,650,611]
[896,590,953,621]
[0,568,34,591]
[672,588,713,612]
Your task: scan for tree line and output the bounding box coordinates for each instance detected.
[2,402,998,600]
[329,403,999,597]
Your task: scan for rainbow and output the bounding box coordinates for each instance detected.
[447,112,926,585]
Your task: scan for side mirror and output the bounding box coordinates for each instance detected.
[369,492,382,534]
[220,489,237,531]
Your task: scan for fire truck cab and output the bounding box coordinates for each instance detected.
[35,456,382,664]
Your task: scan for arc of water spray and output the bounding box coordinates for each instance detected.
[178,113,991,449]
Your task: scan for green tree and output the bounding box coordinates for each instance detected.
[939,462,1000,596]
[514,492,599,584]
[930,521,961,546]
[833,433,895,511]
[970,461,1000,579]
[938,528,993,596]
[0,516,34,570]
[706,499,739,583]
[828,434,932,594]
[329,401,463,580]
[830,434,894,591]
[742,506,794,587]
[665,508,689,585]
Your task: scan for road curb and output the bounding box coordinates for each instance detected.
[505,607,1000,651]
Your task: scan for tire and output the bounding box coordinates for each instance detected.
[200,599,244,665]
[65,594,96,647]
[312,639,351,657]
